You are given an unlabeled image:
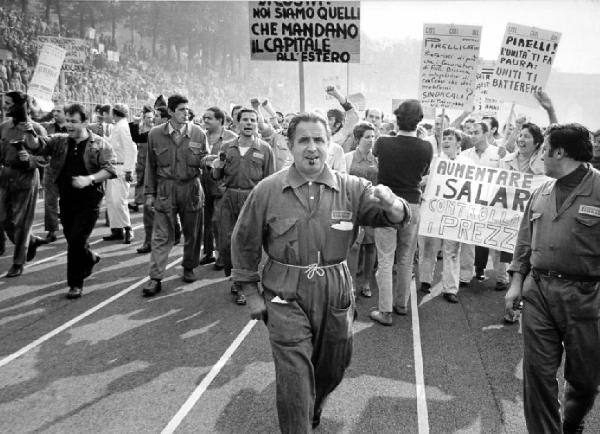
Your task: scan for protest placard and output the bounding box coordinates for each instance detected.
[28,43,66,112]
[36,36,90,71]
[474,59,502,116]
[488,23,561,106]
[419,156,549,253]
[249,1,360,63]
[419,23,481,110]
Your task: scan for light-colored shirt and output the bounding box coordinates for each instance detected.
[461,144,501,168]
[328,141,347,173]
[110,118,137,172]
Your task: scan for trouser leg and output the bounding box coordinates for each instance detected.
[562,281,600,429]
[107,175,131,229]
[44,173,59,232]
[143,202,154,244]
[459,243,474,282]
[7,185,38,265]
[355,243,376,289]
[418,235,440,285]
[180,208,203,271]
[393,203,420,310]
[149,209,175,280]
[219,189,249,275]
[441,240,461,295]
[521,274,563,434]
[375,226,397,313]
[491,249,508,284]
[202,193,215,255]
[475,246,489,273]
[62,204,99,288]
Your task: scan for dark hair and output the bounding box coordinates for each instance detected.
[521,122,544,149]
[287,112,331,144]
[155,106,168,119]
[65,103,88,122]
[112,103,128,118]
[100,104,111,115]
[483,116,499,137]
[544,123,593,162]
[231,104,243,117]
[94,104,103,113]
[474,121,489,134]
[394,99,423,132]
[421,122,433,132]
[442,127,462,142]
[237,108,258,122]
[142,105,153,114]
[187,108,195,121]
[206,106,226,125]
[5,90,28,106]
[167,94,188,112]
[326,108,344,126]
[353,121,376,140]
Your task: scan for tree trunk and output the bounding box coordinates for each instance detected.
[54,0,62,29]
[45,0,51,23]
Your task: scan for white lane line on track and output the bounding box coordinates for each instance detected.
[0,257,182,369]
[161,319,258,434]
[23,223,144,269]
[411,280,430,434]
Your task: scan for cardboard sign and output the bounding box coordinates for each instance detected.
[419,156,549,253]
[419,23,481,110]
[36,36,90,71]
[28,43,66,112]
[474,59,502,116]
[249,1,360,63]
[488,23,561,106]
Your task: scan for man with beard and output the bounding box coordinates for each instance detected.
[35,103,116,298]
[231,112,410,432]
[0,91,47,277]
[212,108,275,305]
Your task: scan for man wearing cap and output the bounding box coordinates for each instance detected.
[231,112,410,432]
[505,123,600,434]
[0,91,47,277]
[103,103,137,244]
[141,94,208,296]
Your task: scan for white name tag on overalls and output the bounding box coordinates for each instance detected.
[252,152,264,160]
[332,210,352,220]
[579,205,600,217]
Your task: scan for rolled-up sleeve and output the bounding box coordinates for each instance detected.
[98,137,117,178]
[508,189,535,276]
[231,187,266,283]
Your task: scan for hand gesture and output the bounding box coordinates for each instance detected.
[250,98,261,110]
[72,175,93,189]
[534,89,554,112]
[17,149,30,162]
[246,292,268,323]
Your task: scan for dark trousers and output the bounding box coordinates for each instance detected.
[522,272,600,433]
[219,189,251,275]
[60,196,100,288]
[475,246,489,271]
[0,182,38,265]
[44,171,60,232]
[202,193,216,256]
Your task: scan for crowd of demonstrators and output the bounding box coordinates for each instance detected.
[1,70,599,433]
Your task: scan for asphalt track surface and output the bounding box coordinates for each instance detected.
[0,198,598,433]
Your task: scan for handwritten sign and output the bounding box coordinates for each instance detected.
[419,23,481,110]
[419,156,549,253]
[36,36,90,71]
[488,23,561,106]
[28,43,66,112]
[474,59,502,116]
[249,1,360,63]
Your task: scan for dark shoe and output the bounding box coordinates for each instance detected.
[360,286,372,297]
[27,237,45,262]
[370,310,393,325]
[393,305,408,316]
[443,293,459,304]
[235,292,247,305]
[136,243,151,254]
[199,254,216,265]
[475,268,486,281]
[183,268,196,283]
[66,287,83,299]
[495,282,508,292]
[420,282,432,294]
[123,227,133,244]
[6,264,24,277]
[142,279,162,297]
[84,253,101,279]
[563,420,584,434]
[103,229,124,241]
[213,262,224,271]
[45,231,57,243]
[459,281,470,288]
[128,203,139,212]
[312,407,323,429]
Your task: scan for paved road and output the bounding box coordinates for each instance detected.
[0,199,598,433]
